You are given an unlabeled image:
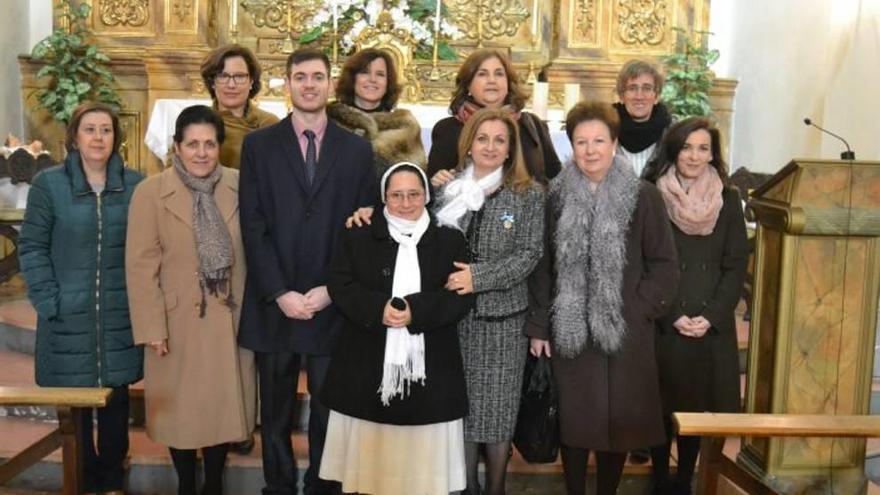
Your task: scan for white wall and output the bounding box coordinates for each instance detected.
[710,0,878,172]
[0,0,34,139]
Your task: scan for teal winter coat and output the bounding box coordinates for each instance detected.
[19,151,144,387]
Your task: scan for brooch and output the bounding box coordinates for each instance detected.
[500,212,515,230]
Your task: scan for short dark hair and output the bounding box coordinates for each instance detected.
[66,101,122,154]
[449,49,527,114]
[643,117,727,183]
[200,44,263,101]
[336,48,400,110]
[286,48,331,77]
[173,105,226,145]
[564,101,620,142]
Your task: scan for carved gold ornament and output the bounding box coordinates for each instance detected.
[172,0,193,22]
[240,0,319,35]
[99,0,150,27]
[450,0,529,42]
[617,0,667,45]
[575,0,596,38]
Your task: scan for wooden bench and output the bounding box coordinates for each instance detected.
[673,413,880,495]
[0,386,112,495]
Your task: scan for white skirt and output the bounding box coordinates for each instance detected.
[319,410,466,495]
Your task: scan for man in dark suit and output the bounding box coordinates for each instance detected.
[238,48,378,495]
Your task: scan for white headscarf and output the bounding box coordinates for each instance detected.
[434,160,504,229]
[378,162,431,406]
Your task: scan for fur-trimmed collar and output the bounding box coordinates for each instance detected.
[327,102,426,168]
[550,156,641,356]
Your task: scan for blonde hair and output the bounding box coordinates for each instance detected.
[456,108,532,192]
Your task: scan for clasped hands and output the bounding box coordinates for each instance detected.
[382,299,413,328]
[673,315,711,338]
[276,286,331,320]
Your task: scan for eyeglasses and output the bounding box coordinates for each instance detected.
[387,191,425,203]
[624,84,656,95]
[215,72,250,85]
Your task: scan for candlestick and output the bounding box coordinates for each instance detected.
[332,0,339,31]
[564,83,580,113]
[531,82,548,121]
[434,0,442,33]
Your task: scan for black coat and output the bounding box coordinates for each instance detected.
[654,187,748,415]
[427,112,562,184]
[237,116,379,355]
[321,213,475,425]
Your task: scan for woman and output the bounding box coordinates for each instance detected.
[436,108,544,495]
[614,59,671,177]
[643,118,748,495]
[200,44,279,169]
[318,162,474,495]
[328,48,426,176]
[19,101,144,495]
[342,108,544,494]
[126,105,256,495]
[527,101,678,495]
[427,48,560,184]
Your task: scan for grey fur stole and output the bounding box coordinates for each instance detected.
[550,156,640,356]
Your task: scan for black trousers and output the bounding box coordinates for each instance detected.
[77,385,130,493]
[256,351,340,495]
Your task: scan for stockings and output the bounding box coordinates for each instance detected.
[169,443,229,495]
[651,416,713,494]
[463,441,512,495]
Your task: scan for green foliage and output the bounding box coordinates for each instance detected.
[30,0,121,124]
[660,28,720,120]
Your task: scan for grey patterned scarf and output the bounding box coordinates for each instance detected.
[550,155,641,356]
[172,155,235,317]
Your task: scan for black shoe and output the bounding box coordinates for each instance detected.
[229,434,255,455]
[629,448,650,465]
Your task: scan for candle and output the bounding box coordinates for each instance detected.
[434,0,442,34]
[230,0,238,29]
[564,83,580,113]
[531,82,548,121]
[332,0,338,31]
[531,0,538,39]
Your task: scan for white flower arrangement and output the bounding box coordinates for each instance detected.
[299,0,464,60]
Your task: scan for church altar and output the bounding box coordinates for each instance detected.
[18,0,732,175]
[144,98,573,165]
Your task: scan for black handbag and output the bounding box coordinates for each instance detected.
[513,355,560,463]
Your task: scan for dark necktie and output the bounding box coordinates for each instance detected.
[303,129,317,185]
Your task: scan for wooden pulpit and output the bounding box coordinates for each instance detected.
[741,159,880,494]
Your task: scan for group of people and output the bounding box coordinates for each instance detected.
[17,41,747,495]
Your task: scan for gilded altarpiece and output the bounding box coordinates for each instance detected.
[19,0,732,175]
[744,160,880,494]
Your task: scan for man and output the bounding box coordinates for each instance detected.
[238,48,377,495]
[614,59,672,177]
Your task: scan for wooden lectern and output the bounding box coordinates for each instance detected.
[741,159,880,494]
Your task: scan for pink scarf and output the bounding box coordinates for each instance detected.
[454,99,521,124]
[656,165,724,236]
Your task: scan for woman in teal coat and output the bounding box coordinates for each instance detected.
[19,101,144,495]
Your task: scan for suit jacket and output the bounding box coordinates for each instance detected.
[321,213,474,425]
[237,115,379,355]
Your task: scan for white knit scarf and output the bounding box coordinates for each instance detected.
[380,208,430,405]
[435,161,504,229]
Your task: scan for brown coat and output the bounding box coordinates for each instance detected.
[126,166,256,449]
[527,183,679,452]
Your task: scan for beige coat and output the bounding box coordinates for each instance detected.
[126,166,256,449]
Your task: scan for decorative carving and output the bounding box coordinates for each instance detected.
[450,0,529,42]
[617,0,667,45]
[240,0,318,35]
[574,0,595,38]
[99,0,150,27]
[171,0,193,22]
